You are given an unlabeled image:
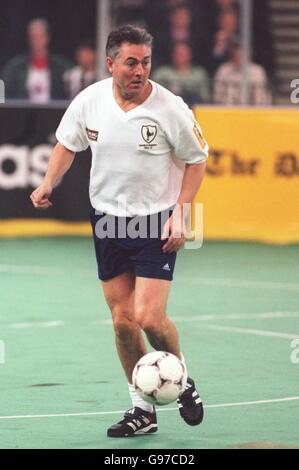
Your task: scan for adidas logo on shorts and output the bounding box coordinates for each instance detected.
[162,263,171,271]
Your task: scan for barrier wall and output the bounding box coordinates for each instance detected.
[0,105,298,243]
[193,107,299,244]
[0,105,91,236]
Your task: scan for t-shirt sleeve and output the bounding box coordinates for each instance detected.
[55,94,89,152]
[167,97,209,164]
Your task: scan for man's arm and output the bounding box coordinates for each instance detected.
[176,161,206,208]
[162,161,206,253]
[30,143,75,209]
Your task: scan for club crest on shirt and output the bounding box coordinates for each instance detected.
[86,128,99,141]
[139,125,158,150]
[141,125,157,144]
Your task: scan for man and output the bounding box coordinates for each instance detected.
[213,42,271,104]
[153,41,210,105]
[2,19,72,102]
[30,25,208,438]
[63,42,97,99]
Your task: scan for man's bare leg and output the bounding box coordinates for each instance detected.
[101,271,147,382]
[103,272,158,437]
[133,276,204,428]
[134,277,181,358]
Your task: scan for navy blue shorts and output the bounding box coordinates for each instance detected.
[90,207,177,282]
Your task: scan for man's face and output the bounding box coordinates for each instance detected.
[76,47,96,70]
[172,44,192,69]
[27,24,50,54]
[231,46,241,67]
[107,42,152,97]
[170,8,191,28]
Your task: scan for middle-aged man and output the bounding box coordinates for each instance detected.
[30,25,209,438]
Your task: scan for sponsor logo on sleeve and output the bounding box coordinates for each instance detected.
[193,124,206,149]
[86,128,99,141]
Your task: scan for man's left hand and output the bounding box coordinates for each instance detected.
[161,206,186,253]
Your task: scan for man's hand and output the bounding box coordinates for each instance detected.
[161,206,186,253]
[29,143,76,210]
[30,183,53,210]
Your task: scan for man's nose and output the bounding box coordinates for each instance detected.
[135,63,144,76]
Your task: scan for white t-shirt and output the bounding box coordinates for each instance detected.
[213,63,271,105]
[27,67,50,103]
[56,77,208,216]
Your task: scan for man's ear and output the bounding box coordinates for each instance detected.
[106,56,113,73]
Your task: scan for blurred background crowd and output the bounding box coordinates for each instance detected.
[0,0,296,106]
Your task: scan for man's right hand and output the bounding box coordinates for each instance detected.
[30,183,53,209]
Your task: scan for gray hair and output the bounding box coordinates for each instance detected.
[106,24,153,60]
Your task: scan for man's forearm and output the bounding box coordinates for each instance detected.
[176,161,206,207]
[44,143,76,187]
[162,161,206,252]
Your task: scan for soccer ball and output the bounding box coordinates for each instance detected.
[132,351,187,406]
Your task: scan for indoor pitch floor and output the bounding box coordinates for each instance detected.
[0,237,298,449]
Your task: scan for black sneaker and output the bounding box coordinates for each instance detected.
[177,377,204,426]
[107,407,158,438]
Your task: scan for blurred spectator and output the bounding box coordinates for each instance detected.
[200,0,239,31]
[215,0,238,13]
[144,0,199,34]
[63,42,97,99]
[168,7,193,43]
[203,0,274,77]
[2,18,72,102]
[211,9,239,72]
[213,42,271,105]
[166,0,190,7]
[114,0,148,28]
[153,5,207,68]
[153,42,210,106]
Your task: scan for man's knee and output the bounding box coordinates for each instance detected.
[112,309,136,342]
[136,307,166,336]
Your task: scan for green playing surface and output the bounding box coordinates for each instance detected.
[0,237,298,449]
